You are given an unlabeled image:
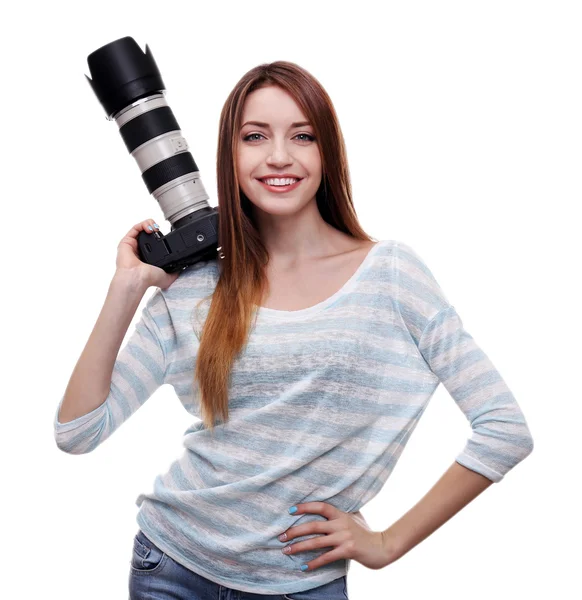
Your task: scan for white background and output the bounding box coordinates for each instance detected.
[2,1,579,598]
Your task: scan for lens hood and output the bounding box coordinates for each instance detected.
[85,36,166,119]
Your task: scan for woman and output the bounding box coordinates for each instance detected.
[54,61,534,599]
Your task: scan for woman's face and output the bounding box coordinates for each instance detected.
[236,85,322,219]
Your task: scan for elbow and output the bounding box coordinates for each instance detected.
[521,434,535,460]
[505,433,534,471]
[53,422,108,455]
[53,399,110,455]
[517,419,535,461]
[54,435,98,455]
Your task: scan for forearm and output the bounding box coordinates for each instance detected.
[57,270,149,424]
[381,461,494,564]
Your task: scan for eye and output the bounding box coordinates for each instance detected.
[295,133,315,142]
[243,133,265,142]
[242,133,316,143]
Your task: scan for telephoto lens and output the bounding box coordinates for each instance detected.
[85,36,221,272]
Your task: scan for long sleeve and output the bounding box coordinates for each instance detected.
[395,242,534,482]
[54,287,171,454]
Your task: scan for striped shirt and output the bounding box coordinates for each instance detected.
[53,239,534,595]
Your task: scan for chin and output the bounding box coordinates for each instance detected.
[251,195,307,212]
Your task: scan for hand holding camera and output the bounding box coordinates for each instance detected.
[116,218,181,290]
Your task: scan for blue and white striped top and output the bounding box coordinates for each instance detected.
[53,239,534,595]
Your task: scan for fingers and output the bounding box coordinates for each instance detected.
[122,219,158,239]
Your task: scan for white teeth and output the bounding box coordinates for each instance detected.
[262,177,298,186]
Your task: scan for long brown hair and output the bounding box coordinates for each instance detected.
[194,60,374,432]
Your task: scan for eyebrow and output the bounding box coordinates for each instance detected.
[241,120,312,129]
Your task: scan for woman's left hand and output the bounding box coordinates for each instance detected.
[277,502,393,571]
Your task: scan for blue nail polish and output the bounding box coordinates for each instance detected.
[148,225,153,231]
[288,506,297,514]
[300,564,308,571]
[153,223,159,229]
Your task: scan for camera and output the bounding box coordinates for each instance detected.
[85,36,221,272]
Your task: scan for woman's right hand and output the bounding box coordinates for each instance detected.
[115,218,181,290]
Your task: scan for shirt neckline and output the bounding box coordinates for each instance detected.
[255,240,386,321]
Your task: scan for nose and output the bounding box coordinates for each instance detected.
[266,139,292,167]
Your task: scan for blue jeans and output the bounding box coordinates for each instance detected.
[128,529,349,599]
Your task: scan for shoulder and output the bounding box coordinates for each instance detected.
[391,240,453,326]
[160,258,219,298]
[144,258,219,324]
[390,240,441,282]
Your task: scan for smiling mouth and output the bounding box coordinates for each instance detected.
[256,178,304,192]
